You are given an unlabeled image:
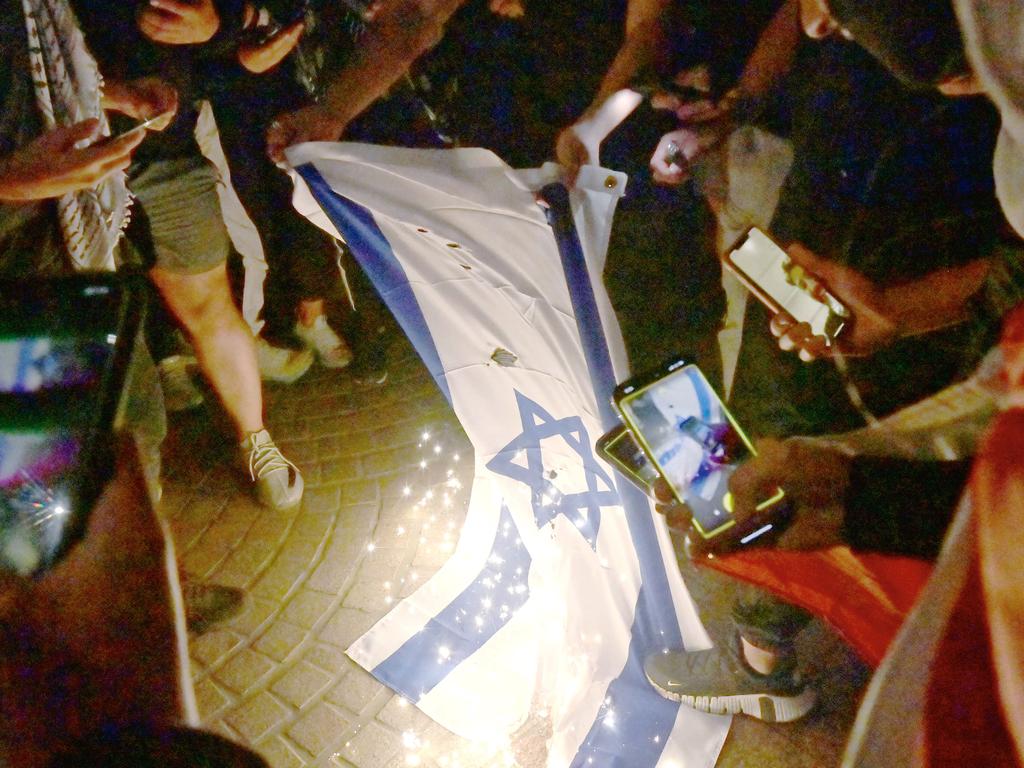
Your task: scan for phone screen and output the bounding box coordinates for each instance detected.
[729,228,846,339]
[0,279,132,575]
[616,362,780,539]
[596,425,660,496]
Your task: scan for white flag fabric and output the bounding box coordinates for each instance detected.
[285,143,731,768]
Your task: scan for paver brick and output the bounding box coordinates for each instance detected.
[194,677,234,721]
[216,648,277,694]
[303,644,354,676]
[342,580,396,613]
[359,445,427,477]
[226,596,279,636]
[377,695,432,733]
[307,545,363,594]
[182,538,232,580]
[224,691,293,744]
[282,590,337,629]
[259,736,310,768]
[288,702,354,757]
[291,512,338,543]
[303,486,342,515]
[319,607,379,649]
[252,557,312,601]
[326,666,385,715]
[255,620,308,663]
[191,628,246,668]
[336,721,402,768]
[272,661,335,709]
[340,479,381,505]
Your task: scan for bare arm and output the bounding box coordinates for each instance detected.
[266,0,467,160]
[585,0,671,117]
[730,0,801,108]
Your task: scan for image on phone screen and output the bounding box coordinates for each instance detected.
[0,336,116,576]
[616,362,779,539]
[0,278,137,576]
[595,424,660,496]
[728,228,847,340]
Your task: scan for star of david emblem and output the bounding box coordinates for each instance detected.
[486,390,620,547]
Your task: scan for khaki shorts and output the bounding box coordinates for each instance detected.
[127,154,231,276]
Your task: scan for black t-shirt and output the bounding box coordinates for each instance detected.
[770,38,1001,282]
[71,0,247,159]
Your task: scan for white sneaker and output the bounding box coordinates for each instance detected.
[255,337,314,383]
[158,354,204,411]
[294,315,353,369]
[240,429,304,511]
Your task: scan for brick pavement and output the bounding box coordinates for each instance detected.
[160,325,865,768]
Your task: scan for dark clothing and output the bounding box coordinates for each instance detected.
[0,4,65,275]
[728,39,999,652]
[843,457,971,560]
[730,39,1002,438]
[72,0,247,160]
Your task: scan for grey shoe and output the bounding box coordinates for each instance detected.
[643,637,816,722]
[158,354,204,412]
[240,429,304,510]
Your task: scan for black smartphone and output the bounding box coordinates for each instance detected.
[0,274,145,576]
[613,358,787,542]
[724,228,849,343]
[595,424,660,496]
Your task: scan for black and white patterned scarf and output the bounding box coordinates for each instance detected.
[21,0,130,271]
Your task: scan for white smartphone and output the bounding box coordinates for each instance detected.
[725,228,848,341]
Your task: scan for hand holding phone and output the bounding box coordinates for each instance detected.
[724,229,859,361]
[724,438,851,552]
[613,359,788,546]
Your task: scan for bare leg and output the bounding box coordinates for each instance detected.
[150,263,263,439]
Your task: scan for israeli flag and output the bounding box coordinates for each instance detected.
[286,143,731,768]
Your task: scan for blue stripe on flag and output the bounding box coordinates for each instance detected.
[540,184,683,766]
[570,639,681,768]
[294,164,452,405]
[370,503,532,699]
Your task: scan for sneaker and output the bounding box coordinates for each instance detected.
[183,583,246,635]
[294,315,353,369]
[158,354,204,412]
[240,429,304,510]
[255,337,314,383]
[643,637,816,722]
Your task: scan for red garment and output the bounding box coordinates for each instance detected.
[926,302,1024,766]
[704,548,931,666]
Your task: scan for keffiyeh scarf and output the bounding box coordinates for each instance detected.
[21,0,130,271]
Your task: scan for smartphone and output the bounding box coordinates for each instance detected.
[595,424,660,496]
[613,358,787,542]
[725,227,849,342]
[0,275,145,576]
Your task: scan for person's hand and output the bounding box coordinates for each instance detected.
[266,104,346,163]
[728,438,850,551]
[137,0,221,45]
[649,126,722,186]
[554,126,591,188]
[0,120,146,202]
[489,0,525,18]
[649,65,729,124]
[652,437,851,556]
[102,77,179,131]
[769,242,900,361]
[238,19,305,73]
